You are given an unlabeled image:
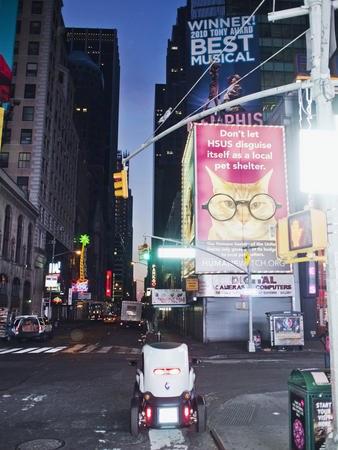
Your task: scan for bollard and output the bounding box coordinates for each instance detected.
[157,331,161,342]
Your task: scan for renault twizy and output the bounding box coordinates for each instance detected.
[130,342,206,436]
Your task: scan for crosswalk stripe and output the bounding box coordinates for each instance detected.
[79,344,99,353]
[14,347,38,354]
[0,348,23,354]
[43,346,67,353]
[96,346,113,353]
[63,344,86,353]
[29,347,52,353]
[0,344,141,355]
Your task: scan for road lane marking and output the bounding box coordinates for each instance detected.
[0,348,23,354]
[79,344,99,353]
[63,344,86,353]
[97,346,113,353]
[14,347,39,354]
[43,346,67,353]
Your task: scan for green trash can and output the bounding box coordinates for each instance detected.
[288,369,333,450]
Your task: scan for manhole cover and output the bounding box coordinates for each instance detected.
[215,404,255,426]
[16,439,65,450]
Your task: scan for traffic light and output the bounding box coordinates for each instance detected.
[143,242,150,260]
[276,208,328,262]
[138,242,151,261]
[113,170,128,199]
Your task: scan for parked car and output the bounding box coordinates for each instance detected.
[13,315,53,341]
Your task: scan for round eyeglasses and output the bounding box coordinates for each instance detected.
[201,193,282,221]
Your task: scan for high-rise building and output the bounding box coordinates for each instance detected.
[2,0,80,316]
[64,28,120,304]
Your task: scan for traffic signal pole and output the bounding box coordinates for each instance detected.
[270,1,338,446]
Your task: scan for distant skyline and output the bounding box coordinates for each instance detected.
[62,0,186,298]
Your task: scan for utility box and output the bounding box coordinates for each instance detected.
[288,369,333,450]
[266,311,304,350]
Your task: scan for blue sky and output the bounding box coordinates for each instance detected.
[62,0,186,297]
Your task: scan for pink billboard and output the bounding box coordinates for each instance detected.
[194,123,290,273]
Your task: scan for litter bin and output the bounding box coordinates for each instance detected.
[288,368,333,450]
[253,329,262,350]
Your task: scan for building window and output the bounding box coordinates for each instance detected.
[59,71,64,83]
[2,205,11,259]
[30,21,41,34]
[17,1,23,14]
[28,41,39,55]
[26,224,33,268]
[20,129,32,144]
[26,63,37,77]
[0,153,9,168]
[24,84,36,98]
[12,278,21,297]
[18,152,31,168]
[17,177,29,197]
[15,216,23,264]
[22,106,34,121]
[16,20,21,34]
[31,1,43,14]
[12,62,17,76]
[14,41,19,55]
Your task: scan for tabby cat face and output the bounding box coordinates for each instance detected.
[204,167,276,240]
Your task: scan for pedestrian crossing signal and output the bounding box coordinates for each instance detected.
[113,170,128,199]
[276,207,327,263]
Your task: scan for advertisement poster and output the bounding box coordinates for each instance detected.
[313,398,333,450]
[186,13,262,125]
[152,290,186,305]
[197,274,294,297]
[182,131,196,276]
[290,391,306,450]
[194,123,289,273]
[274,317,302,340]
[0,0,18,106]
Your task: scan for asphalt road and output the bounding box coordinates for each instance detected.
[0,321,325,450]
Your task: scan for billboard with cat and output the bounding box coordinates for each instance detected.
[193,123,290,274]
[186,13,262,126]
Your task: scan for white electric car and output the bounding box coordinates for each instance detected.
[130,342,206,436]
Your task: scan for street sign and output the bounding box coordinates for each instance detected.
[244,251,250,266]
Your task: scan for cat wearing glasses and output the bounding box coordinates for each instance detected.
[202,167,281,241]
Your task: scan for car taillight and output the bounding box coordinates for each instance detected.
[145,407,152,425]
[15,327,19,332]
[153,368,181,375]
[183,406,190,422]
[39,325,43,331]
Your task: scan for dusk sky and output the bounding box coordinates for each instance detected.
[62,0,186,297]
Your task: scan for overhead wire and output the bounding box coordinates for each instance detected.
[144,0,266,144]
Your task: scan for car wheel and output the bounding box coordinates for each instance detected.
[133,381,140,398]
[130,397,140,437]
[195,394,207,433]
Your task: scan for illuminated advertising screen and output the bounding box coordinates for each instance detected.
[194,123,289,273]
[182,130,195,276]
[186,13,262,126]
[0,0,18,106]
